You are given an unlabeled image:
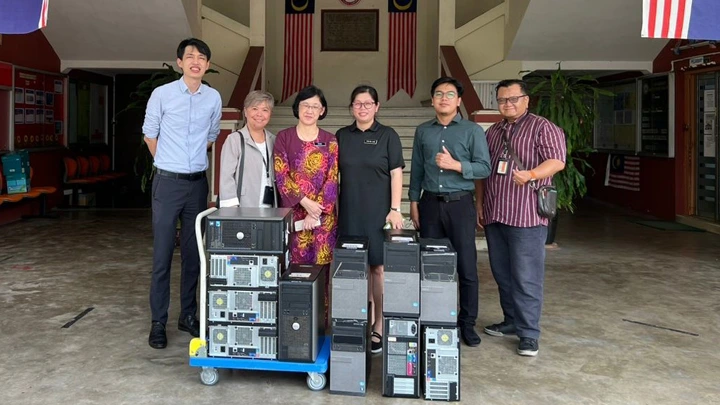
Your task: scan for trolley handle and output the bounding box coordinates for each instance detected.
[195,206,218,342]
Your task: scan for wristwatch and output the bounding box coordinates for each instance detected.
[390,207,401,212]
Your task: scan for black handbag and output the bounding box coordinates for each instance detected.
[501,132,557,219]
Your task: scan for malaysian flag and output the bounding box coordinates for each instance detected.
[387,0,416,100]
[282,0,314,102]
[642,0,720,40]
[0,0,49,34]
[605,155,641,191]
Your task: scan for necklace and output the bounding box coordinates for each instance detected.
[296,126,319,142]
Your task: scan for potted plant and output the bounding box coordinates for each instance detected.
[116,63,218,193]
[525,65,613,244]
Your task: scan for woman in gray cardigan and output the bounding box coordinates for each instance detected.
[219,91,277,208]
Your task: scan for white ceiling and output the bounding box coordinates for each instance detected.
[42,0,191,69]
[508,0,669,62]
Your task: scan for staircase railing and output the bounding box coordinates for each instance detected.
[228,46,265,109]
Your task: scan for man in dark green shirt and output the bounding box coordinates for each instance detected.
[409,77,491,346]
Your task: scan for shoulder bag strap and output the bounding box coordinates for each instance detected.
[237,133,245,201]
[502,127,539,188]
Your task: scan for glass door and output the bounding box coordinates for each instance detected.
[696,73,719,220]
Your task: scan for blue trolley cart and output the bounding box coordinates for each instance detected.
[189,208,330,390]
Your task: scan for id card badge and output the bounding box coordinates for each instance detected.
[496,159,509,175]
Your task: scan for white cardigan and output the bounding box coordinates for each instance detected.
[218,126,277,208]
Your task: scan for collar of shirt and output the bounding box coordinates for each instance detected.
[432,113,462,126]
[350,120,381,132]
[501,111,531,131]
[178,77,204,95]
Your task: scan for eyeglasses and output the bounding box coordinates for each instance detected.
[299,103,323,112]
[496,95,527,105]
[352,101,376,110]
[433,91,457,99]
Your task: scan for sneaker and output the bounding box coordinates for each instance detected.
[517,337,539,357]
[371,331,383,354]
[484,321,517,337]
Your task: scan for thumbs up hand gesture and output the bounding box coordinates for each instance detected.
[435,146,460,172]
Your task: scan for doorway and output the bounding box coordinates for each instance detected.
[695,73,720,221]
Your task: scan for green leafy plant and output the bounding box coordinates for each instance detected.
[117,63,218,192]
[525,65,613,213]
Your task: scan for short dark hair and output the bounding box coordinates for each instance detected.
[431,77,464,97]
[292,85,328,120]
[177,38,212,61]
[495,79,529,96]
[348,85,379,108]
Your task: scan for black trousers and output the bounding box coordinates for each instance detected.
[150,175,208,325]
[418,191,478,327]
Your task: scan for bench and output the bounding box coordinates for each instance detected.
[0,166,57,217]
[63,155,126,206]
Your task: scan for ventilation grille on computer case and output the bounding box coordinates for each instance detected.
[210,256,227,279]
[211,328,226,345]
[260,264,277,283]
[219,221,255,249]
[426,381,451,400]
[436,330,455,346]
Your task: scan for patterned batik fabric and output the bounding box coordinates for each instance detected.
[273,128,339,265]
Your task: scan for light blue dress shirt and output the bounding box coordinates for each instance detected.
[142,78,222,174]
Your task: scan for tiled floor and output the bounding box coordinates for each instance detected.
[1,202,718,404]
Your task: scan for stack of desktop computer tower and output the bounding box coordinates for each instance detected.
[204,207,292,360]
[420,238,461,401]
[329,236,371,396]
[381,232,461,401]
[382,229,421,398]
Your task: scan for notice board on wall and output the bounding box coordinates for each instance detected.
[638,73,674,157]
[13,68,65,149]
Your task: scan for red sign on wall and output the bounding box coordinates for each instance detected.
[13,68,65,149]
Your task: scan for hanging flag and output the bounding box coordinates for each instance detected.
[387,0,417,100]
[282,0,315,102]
[605,155,641,191]
[642,0,720,40]
[0,0,49,34]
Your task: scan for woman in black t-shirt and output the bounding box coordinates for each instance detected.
[336,85,405,354]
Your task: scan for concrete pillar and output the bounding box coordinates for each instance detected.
[250,0,266,46]
[438,0,456,46]
[438,0,456,76]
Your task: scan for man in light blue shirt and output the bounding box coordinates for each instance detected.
[143,37,221,349]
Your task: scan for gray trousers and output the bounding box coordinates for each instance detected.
[150,175,208,325]
[484,223,547,339]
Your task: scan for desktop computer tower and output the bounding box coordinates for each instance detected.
[278,264,326,362]
[383,230,420,317]
[206,207,292,254]
[207,324,277,359]
[331,260,369,321]
[423,326,461,401]
[419,238,458,325]
[329,318,371,396]
[382,317,420,398]
[208,252,286,288]
[331,235,369,320]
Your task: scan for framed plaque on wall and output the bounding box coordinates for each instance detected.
[321,9,379,52]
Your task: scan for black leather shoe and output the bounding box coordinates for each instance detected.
[148,322,167,349]
[178,314,200,337]
[460,325,481,347]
